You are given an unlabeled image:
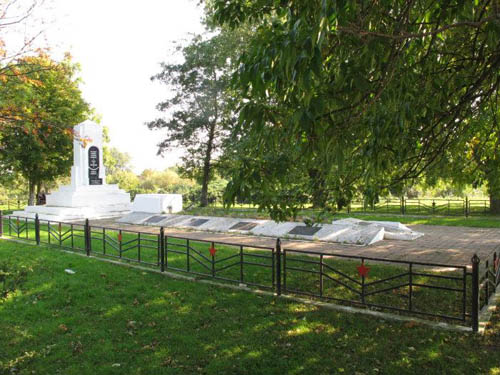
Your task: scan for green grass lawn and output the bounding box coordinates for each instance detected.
[1,218,474,326]
[1,240,500,374]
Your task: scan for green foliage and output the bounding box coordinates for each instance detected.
[209,0,500,220]
[147,27,250,206]
[0,53,90,204]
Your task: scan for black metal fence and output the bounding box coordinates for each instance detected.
[345,197,490,217]
[1,212,498,332]
[208,197,492,217]
[0,199,27,212]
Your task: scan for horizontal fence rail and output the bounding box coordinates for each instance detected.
[0,212,498,332]
[207,197,492,217]
[281,248,469,324]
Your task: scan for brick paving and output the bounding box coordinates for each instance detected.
[89,219,500,268]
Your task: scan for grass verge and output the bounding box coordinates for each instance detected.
[1,240,500,374]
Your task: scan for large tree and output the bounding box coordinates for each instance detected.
[210,0,500,219]
[0,53,90,205]
[426,99,500,213]
[146,28,248,207]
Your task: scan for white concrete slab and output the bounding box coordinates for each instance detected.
[132,194,183,214]
[114,214,422,246]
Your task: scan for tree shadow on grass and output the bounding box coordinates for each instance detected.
[0,242,499,375]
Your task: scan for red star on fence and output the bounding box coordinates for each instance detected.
[117,233,122,242]
[209,246,216,257]
[357,261,370,278]
[495,257,500,272]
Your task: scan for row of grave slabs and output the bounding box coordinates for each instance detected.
[117,213,386,245]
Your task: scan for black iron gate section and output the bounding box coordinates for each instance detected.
[163,234,275,290]
[37,219,86,252]
[88,225,160,267]
[281,248,470,325]
[5,215,31,239]
[479,251,500,312]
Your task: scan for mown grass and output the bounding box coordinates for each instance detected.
[1,240,500,374]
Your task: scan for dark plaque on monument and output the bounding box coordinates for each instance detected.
[145,215,167,224]
[229,222,258,231]
[187,218,209,227]
[288,225,322,236]
[88,146,102,185]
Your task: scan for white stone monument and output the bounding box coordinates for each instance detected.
[13,120,131,221]
[132,194,183,214]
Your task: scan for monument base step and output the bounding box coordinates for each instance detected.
[12,203,131,222]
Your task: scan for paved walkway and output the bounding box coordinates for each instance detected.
[88,219,500,268]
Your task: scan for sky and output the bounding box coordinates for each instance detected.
[42,0,206,173]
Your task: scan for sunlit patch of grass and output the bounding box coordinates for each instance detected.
[286,324,312,336]
[1,239,500,374]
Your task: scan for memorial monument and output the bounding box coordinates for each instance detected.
[13,120,131,221]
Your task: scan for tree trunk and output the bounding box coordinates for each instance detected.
[308,169,327,208]
[490,195,500,215]
[200,122,216,207]
[28,180,35,206]
[200,70,219,208]
[488,172,500,214]
[35,182,41,205]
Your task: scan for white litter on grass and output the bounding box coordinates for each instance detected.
[64,269,75,274]
[118,213,424,246]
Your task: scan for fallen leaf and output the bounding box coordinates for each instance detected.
[58,324,69,333]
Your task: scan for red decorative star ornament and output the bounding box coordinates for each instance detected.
[209,246,216,257]
[117,233,122,242]
[357,261,370,278]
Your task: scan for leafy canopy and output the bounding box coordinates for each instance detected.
[209,0,500,220]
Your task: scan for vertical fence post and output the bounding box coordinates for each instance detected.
[0,210,3,237]
[361,258,366,304]
[465,196,469,218]
[186,239,190,272]
[276,238,281,296]
[35,214,40,245]
[85,218,90,256]
[471,254,480,332]
[240,245,244,284]
[211,241,215,277]
[320,254,324,298]
[160,227,165,272]
[485,259,490,304]
[408,263,413,311]
[494,252,498,279]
